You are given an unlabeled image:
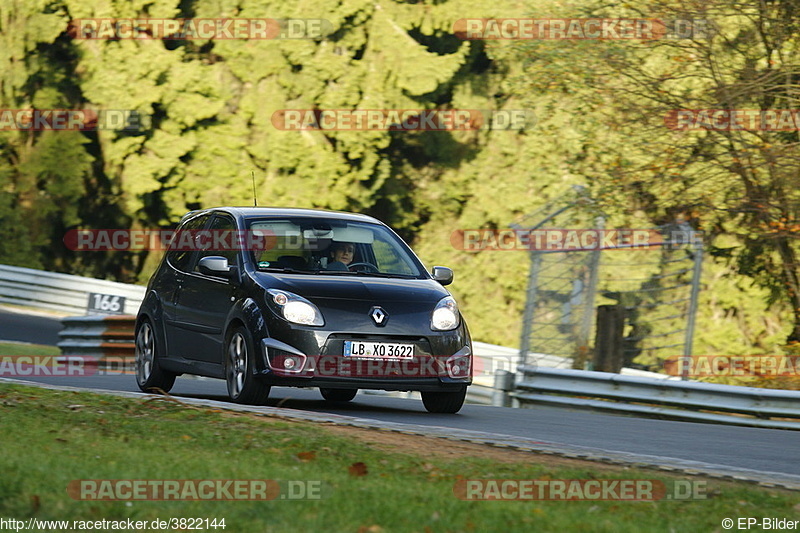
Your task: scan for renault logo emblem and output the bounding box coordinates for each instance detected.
[370,306,388,326]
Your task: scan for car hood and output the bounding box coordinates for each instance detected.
[252,272,450,303]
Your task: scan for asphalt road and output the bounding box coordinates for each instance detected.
[0,308,63,346]
[1,309,798,480]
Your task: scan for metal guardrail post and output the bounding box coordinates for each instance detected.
[518,252,541,368]
[492,370,515,407]
[682,237,703,380]
[593,304,625,372]
[576,216,604,369]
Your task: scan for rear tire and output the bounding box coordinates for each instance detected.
[421,387,467,413]
[320,388,358,402]
[135,319,176,394]
[226,326,271,405]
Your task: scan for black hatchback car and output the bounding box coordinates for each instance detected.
[135,207,472,413]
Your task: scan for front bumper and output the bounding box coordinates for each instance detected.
[258,335,472,391]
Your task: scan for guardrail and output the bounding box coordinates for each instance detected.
[57,315,137,375]
[0,264,145,315]
[513,365,800,430]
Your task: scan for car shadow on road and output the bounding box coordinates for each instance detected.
[171,391,434,416]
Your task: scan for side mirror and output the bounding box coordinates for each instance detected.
[198,256,232,277]
[432,266,453,286]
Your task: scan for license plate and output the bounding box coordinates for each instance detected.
[343,341,414,359]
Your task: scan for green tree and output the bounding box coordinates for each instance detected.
[0,0,96,272]
[506,0,800,355]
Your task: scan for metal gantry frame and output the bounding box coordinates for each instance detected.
[516,190,704,377]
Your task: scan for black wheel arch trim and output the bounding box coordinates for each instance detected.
[136,290,167,356]
[224,297,270,373]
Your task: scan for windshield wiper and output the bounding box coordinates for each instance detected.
[354,271,416,279]
[259,267,313,274]
[315,270,414,279]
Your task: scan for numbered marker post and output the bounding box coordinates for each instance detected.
[87,293,126,315]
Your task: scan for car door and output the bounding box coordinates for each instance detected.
[173,214,239,364]
[160,213,209,357]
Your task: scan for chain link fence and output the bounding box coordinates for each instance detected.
[516,190,702,374]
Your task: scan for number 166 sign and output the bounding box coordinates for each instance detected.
[87,293,126,315]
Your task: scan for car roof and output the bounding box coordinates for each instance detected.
[180,207,383,225]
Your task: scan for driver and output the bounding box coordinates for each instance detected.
[326,242,355,270]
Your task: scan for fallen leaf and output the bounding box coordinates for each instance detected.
[31,495,40,513]
[349,462,368,477]
[356,526,382,533]
[297,451,316,462]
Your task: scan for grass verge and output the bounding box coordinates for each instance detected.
[0,383,797,532]
[0,342,61,357]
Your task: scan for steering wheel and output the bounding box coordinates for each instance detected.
[348,262,379,272]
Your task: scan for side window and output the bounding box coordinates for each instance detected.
[167,215,209,272]
[195,215,238,273]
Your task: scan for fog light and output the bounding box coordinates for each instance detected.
[446,356,471,378]
[284,358,297,369]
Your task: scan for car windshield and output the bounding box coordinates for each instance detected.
[246,217,424,278]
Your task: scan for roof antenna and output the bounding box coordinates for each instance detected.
[251,170,258,207]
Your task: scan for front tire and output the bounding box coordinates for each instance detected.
[226,326,271,405]
[135,319,176,394]
[421,387,467,413]
[320,388,358,402]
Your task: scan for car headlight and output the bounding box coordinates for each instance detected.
[431,296,460,331]
[266,289,324,326]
